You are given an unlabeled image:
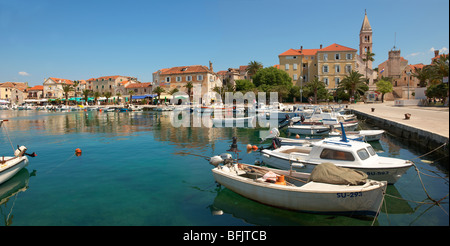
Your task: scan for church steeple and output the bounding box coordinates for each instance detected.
[359,10,373,69]
[360,10,372,32]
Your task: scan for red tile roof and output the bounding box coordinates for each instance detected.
[125,82,152,89]
[158,65,212,75]
[279,43,356,57]
[49,77,73,85]
[28,85,44,91]
[319,43,357,52]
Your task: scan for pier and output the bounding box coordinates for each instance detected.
[347,101,449,163]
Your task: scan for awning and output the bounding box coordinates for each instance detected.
[131,94,157,99]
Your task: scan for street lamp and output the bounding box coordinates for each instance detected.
[406,71,411,100]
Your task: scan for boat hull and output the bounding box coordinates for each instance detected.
[0,156,29,185]
[212,166,386,215]
[261,151,410,184]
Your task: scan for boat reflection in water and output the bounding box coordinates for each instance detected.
[0,168,35,226]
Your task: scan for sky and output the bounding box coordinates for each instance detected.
[1,0,449,86]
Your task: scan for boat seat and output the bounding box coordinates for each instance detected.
[280,148,310,154]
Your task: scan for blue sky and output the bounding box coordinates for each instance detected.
[1,0,448,86]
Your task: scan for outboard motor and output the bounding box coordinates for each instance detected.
[14,146,27,157]
[272,137,282,149]
[14,145,36,158]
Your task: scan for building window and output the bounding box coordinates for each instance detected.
[285,64,289,70]
[293,74,298,80]
[346,53,352,60]
[345,65,352,73]
[323,77,329,86]
[293,63,297,70]
[176,76,182,82]
[323,54,328,61]
[335,77,340,85]
[166,77,171,82]
[186,76,192,81]
[303,63,307,68]
[335,65,340,73]
[323,65,329,73]
[197,75,203,81]
[335,53,340,60]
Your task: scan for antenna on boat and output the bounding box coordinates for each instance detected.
[340,122,348,142]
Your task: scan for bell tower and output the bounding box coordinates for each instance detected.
[359,10,373,69]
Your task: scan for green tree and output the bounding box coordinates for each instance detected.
[426,83,448,102]
[412,66,430,87]
[128,90,135,103]
[428,54,449,84]
[362,51,375,83]
[184,82,194,102]
[82,90,91,105]
[305,78,326,104]
[169,88,179,95]
[235,79,255,93]
[62,84,73,106]
[339,70,367,99]
[93,91,101,105]
[246,61,263,79]
[253,66,292,89]
[376,79,393,103]
[152,86,165,103]
[104,91,112,104]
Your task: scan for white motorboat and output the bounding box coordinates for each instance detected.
[287,122,358,136]
[212,116,256,127]
[209,153,386,216]
[1,120,36,185]
[128,104,143,111]
[330,129,385,142]
[261,133,413,184]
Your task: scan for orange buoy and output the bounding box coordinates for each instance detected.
[275,175,286,186]
[252,145,258,150]
[295,134,300,139]
[246,144,252,150]
[75,148,82,156]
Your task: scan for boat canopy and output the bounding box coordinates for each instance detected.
[309,162,368,185]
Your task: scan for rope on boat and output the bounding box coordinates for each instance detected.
[372,185,388,226]
[1,122,16,153]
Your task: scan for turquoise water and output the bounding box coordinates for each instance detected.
[0,110,448,226]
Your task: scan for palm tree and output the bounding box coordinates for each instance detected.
[428,54,449,84]
[62,84,73,106]
[412,66,430,87]
[128,90,134,104]
[184,81,194,102]
[93,91,101,105]
[82,89,91,105]
[362,51,375,83]
[246,61,263,79]
[339,70,366,100]
[104,91,112,105]
[115,92,121,105]
[307,78,326,104]
[152,86,165,103]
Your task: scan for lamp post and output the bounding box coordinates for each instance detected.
[406,71,411,100]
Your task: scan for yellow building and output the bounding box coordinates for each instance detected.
[278,43,357,90]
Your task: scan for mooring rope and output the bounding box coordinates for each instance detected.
[1,123,16,153]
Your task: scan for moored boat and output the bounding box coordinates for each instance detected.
[1,120,36,185]
[208,153,387,216]
[261,135,413,184]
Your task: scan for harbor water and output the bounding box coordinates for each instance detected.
[0,109,448,226]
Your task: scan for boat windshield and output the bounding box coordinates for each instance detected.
[357,148,370,160]
[319,148,355,161]
[367,146,376,156]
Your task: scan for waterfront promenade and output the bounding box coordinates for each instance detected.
[347,101,449,139]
